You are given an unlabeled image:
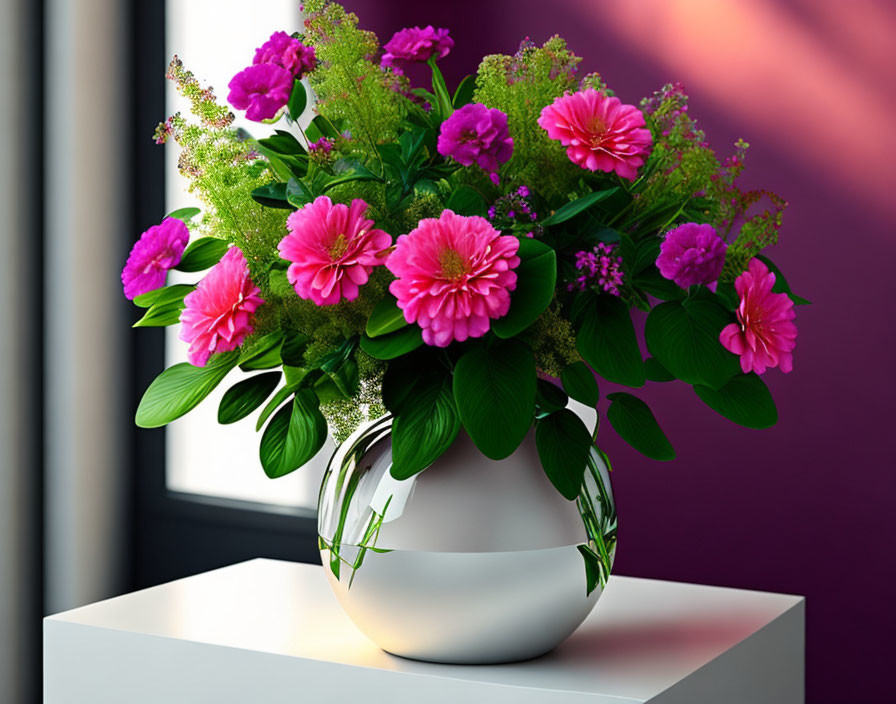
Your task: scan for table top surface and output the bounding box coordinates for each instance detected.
[47,558,803,701]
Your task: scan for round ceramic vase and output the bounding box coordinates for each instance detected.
[317,401,617,664]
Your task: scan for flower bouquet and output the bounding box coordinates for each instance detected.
[125,0,806,663]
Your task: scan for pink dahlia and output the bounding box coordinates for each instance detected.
[657,223,727,289]
[179,247,265,367]
[381,26,453,70]
[719,258,798,375]
[278,196,391,306]
[253,31,316,78]
[386,210,520,347]
[121,217,189,300]
[537,89,652,180]
[227,63,293,122]
[437,103,514,173]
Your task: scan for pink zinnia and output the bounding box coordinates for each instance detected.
[179,247,265,367]
[386,210,520,348]
[381,26,453,70]
[253,31,316,78]
[227,63,293,122]
[437,103,514,173]
[537,89,652,180]
[719,258,798,375]
[657,223,727,289]
[278,196,391,306]
[121,217,189,300]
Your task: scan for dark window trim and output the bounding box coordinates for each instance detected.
[128,1,319,590]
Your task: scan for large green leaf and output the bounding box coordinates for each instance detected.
[492,239,556,339]
[239,333,285,371]
[576,295,645,387]
[452,74,475,108]
[251,183,292,209]
[536,379,568,415]
[645,299,739,390]
[694,373,778,429]
[218,372,281,425]
[541,188,619,226]
[606,392,675,461]
[453,339,536,459]
[132,300,185,328]
[133,284,194,309]
[390,370,461,479]
[259,389,327,478]
[174,237,229,273]
[136,352,239,428]
[287,79,307,122]
[445,185,487,216]
[644,357,675,382]
[365,295,408,338]
[632,269,686,301]
[560,361,600,406]
[535,409,593,500]
[360,326,424,360]
[165,207,200,223]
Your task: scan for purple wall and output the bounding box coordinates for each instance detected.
[342,1,895,700]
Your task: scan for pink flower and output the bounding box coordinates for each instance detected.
[537,89,652,180]
[121,218,190,300]
[437,103,514,173]
[278,196,391,306]
[381,26,453,70]
[179,247,265,367]
[386,210,520,347]
[227,64,293,121]
[719,258,798,375]
[657,223,727,289]
[253,31,316,78]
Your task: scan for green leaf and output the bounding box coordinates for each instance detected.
[578,545,602,596]
[391,370,461,479]
[756,255,811,305]
[259,389,327,478]
[165,207,200,223]
[133,283,194,309]
[576,295,645,388]
[560,362,600,406]
[452,74,475,108]
[218,372,281,424]
[365,295,407,337]
[541,188,619,226]
[645,299,739,390]
[535,409,593,500]
[492,239,556,339]
[251,183,292,209]
[174,237,229,273]
[136,352,239,428]
[359,326,424,360]
[256,384,296,431]
[257,129,305,156]
[287,79,307,121]
[286,178,314,207]
[536,379,568,415]
[445,185,487,216]
[239,333,284,371]
[453,339,536,459]
[644,357,675,382]
[632,268,686,301]
[606,392,675,461]
[694,373,778,429]
[279,332,310,367]
[132,301,185,328]
[427,56,454,119]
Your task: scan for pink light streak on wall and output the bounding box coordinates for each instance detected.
[582,0,896,218]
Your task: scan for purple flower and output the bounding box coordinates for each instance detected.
[569,243,624,296]
[437,103,514,173]
[253,31,316,78]
[381,26,453,70]
[227,64,293,122]
[656,223,727,289]
[121,218,190,300]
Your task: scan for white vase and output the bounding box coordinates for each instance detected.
[317,401,617,664]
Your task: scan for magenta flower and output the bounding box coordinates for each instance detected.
[121,218,190,300]
[719,258,797,375]
[570,243,624,296]
[179,247,265,367]
[386,210,520,347]
[381,26,453,70]
[227,64,293,121]
[253,31,316,78]
[656,223,727,289]
[278,196,391,306]
[437,103,514,173]
[538,89,652,180]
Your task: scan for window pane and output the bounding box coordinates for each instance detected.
[163,0,329,508]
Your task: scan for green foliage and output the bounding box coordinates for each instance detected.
[218,372,282,424]
[575,293,646,388]
[473,36,583,196]
[492,238,556,339]
[560,362,600,407]
[606,392,675,461]
[694,373,778,429]
[259,389,328,478]
[527,303,581,377]
[535,409,593,500]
